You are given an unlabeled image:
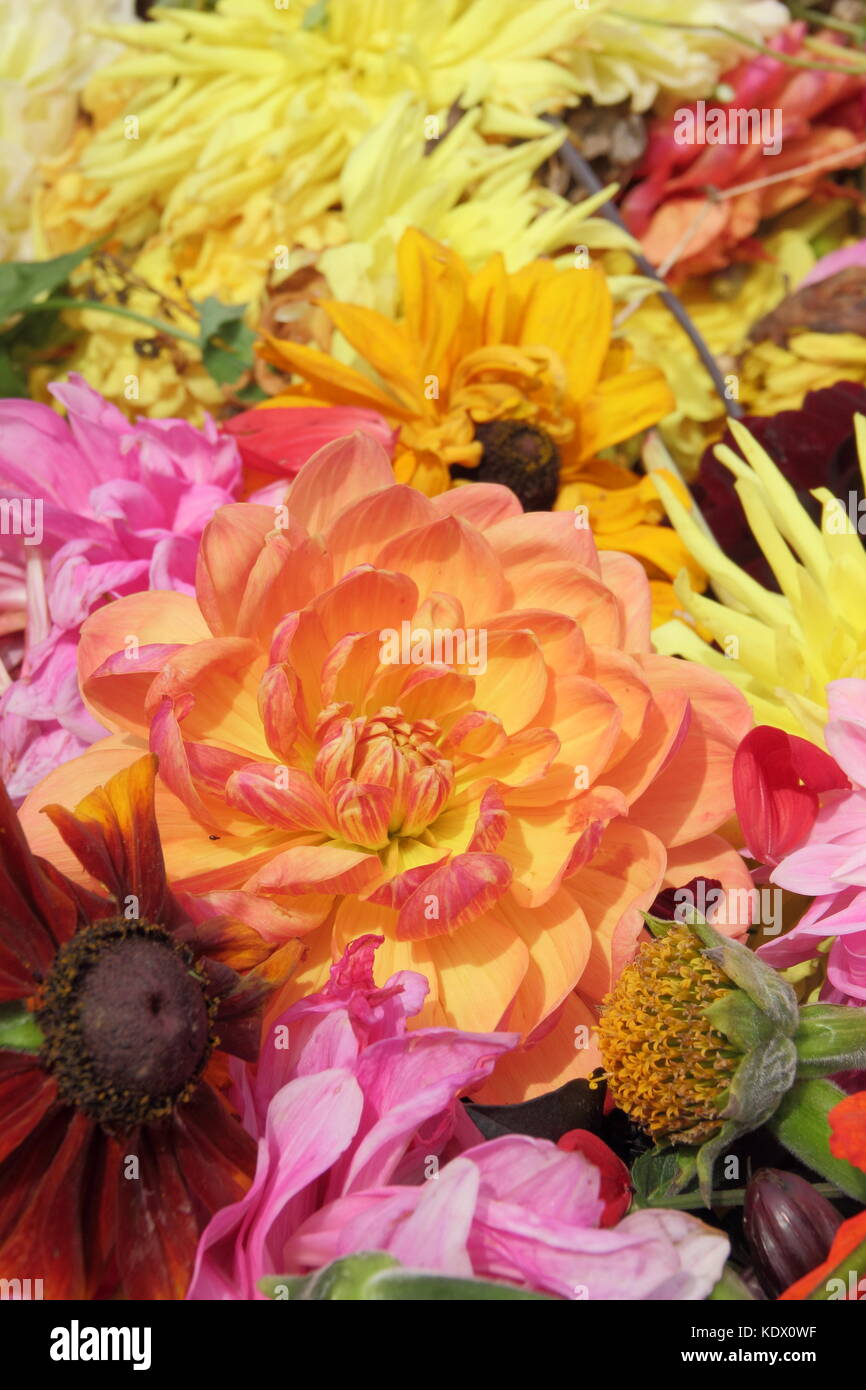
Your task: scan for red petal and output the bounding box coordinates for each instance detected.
[116,1125,201,1299]
[556,1129,632,1227]
[0,1109,92,1298]
[0,779,77,984]
[732,726,848,865]
[41,754,173,923]
[0,1054,58,1162]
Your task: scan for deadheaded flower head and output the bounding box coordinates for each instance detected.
[598,916,866,1200]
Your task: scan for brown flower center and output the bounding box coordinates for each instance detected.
[37,919,216,1133]
[454,420,561,510]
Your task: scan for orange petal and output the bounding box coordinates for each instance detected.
[78,592,210,737]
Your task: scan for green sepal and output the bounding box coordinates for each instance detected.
[641,911,679,939]
[704,989,777,1052]
[259,1253,552,1300]
[794,1003,866,1078]
[767,1078,866,1202]
[694,920,799,1034]
[696,1033,798,1203]
[0,1002,44,1053]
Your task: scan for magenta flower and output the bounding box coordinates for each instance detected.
[761,679,866,1004]
[0,377,393,798]
[187,936,728,1301]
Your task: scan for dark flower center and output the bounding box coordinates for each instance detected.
[454,420,561,511]
[38,919,215,1133]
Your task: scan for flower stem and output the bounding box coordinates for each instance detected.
[28,297,201,347]
[543,124,741,419]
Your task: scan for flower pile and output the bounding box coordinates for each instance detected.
[2,0,866,1313]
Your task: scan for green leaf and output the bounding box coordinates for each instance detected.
[0,352,29,397]
[0,240,103,322]
[0,1002,44,1053]
[193,296,256,386]
[631,1146,698,1206]
[260,1253,553,1300]
[768,1078,866,1202]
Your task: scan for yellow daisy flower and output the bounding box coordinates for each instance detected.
[257,226,703,622]
[652,417,866,743]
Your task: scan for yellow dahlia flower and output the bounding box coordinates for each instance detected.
[36,0,786,278]
[0,0,132,259]
[652,417,866,743]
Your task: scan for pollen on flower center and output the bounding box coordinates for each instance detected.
[37,918,217,1134]
[313,704,455,845]
[597,924,741,1145]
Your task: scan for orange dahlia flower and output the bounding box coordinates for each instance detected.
[22,435,753,1100]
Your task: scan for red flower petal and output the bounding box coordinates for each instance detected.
[0,1109,92,1298]
[0,1053,58,1163]
[829,1090,866,1172]
[732,725,849,866]
[556,1129,632,1227]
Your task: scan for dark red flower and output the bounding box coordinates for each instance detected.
[693,382,866,587]
[0,754,301,1299]
[733,726,849,867]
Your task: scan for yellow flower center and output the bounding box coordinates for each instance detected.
[314,704,454,844]
[597,924,740,1145]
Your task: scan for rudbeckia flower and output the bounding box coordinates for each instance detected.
[260,229,673,503]
[258,227,694,616]
[0,753,302,1299]
[188,935,729,1301]
[23,433,753,1100]
[654,415,866,741]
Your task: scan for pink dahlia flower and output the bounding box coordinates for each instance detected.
[0,378,393,799]
[760,679,866,1003]
[187,936,729,1301]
